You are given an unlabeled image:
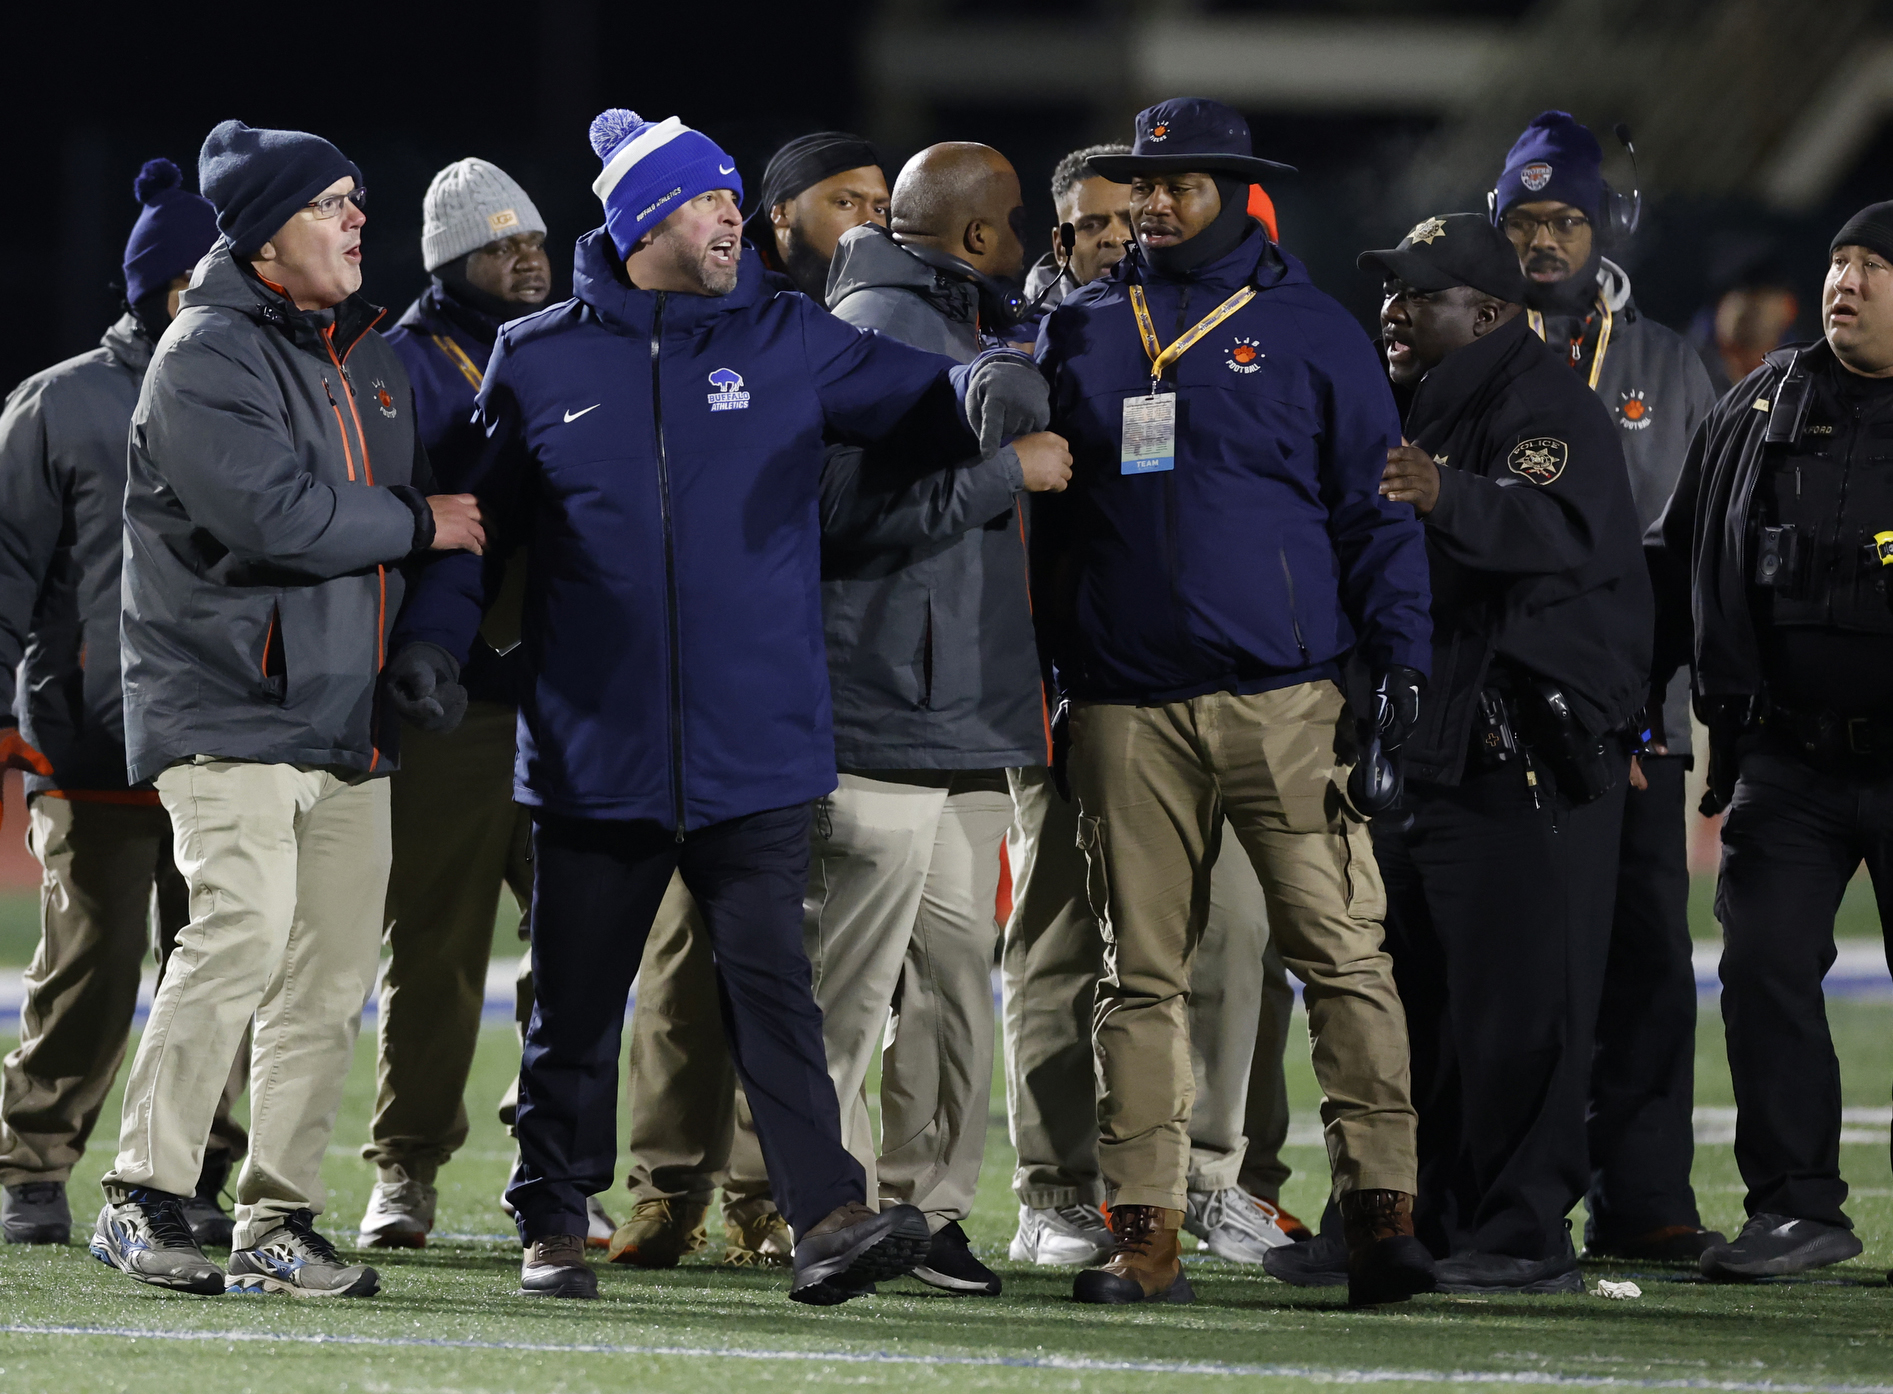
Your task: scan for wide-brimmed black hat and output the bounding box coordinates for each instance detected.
[1356,212,1528,302]
[1088,98,1296,184]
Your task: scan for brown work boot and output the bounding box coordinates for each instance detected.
[605,1196,708,1268]
[722,1196,793,1268]
[1072,1205,1194,1305]
[1340,1189,1437,1307]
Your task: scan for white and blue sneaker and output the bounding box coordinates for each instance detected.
[227,1209,379,1297]
[90,1188,225,1294]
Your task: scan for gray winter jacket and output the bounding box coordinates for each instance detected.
[121,242,432,784]
[0,315,152,794]
[819,224,1046,769]
[1539,258,1717,754]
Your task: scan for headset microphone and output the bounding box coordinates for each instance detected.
[1025,223,1079,317]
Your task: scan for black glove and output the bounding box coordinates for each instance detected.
[963,348,1050,457]
[385,641,468,734]
[1374,665,1426,751]
[1049,697,1072,802]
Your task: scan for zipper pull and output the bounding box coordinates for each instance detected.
[323,377,338,407]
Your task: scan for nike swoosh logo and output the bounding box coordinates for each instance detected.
[719,164,736,175]
[563,404,600,423]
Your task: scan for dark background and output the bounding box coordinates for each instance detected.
[2,0,1880,397]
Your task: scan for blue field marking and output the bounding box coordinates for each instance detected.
[2,1323,1891,1392]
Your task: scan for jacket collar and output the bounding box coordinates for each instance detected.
[400,281,505,350]
[179,239,385,361]
[1404,311,1540,444]
[569,225,767,337]
[101,312,152,375]
[826,224,979,327]
[1121,223,1293,295]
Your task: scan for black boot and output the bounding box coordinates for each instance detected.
[179,1152,236,1249]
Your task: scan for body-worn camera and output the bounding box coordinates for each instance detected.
[1754,522,1805,596]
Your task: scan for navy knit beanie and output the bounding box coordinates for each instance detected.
[122,159,219,304]
[588,109,742,260]
[198,120,362,257]
[1494,112,1605,222]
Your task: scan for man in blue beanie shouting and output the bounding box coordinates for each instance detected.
[90,121,486,1299]
[1492,111,1722,1266]
[0,158,248,1252]
[387,107,1050,1303]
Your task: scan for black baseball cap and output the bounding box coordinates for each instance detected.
[1357,213,1528,302]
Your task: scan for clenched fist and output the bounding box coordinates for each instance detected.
[1014,432,1073,493]
[1380,443,1441,517]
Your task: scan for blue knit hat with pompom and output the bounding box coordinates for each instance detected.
[588,108,742,260]
[122,158,219,305]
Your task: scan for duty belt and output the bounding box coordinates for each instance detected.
[1769,704,1893,765]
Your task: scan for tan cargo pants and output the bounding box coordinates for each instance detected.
[1001,767,1295,1207]
[0,795,246,1186]
[363,704,532,1184]
[804,770,1013,1228]
[1068,682,1417,1211]
[104,760,390,1248]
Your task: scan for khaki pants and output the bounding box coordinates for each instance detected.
[364,705,531,1184]
[804,771,1013,1227]
[105,760,390,1248]
[0,796,245,1186]
[623,873,771,1212]
[1068,682,1417,1211]
[1001,768,1295,1207]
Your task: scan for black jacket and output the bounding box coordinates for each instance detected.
[819,224,1044,770]
[0,315,151,793]
[1401,313,1653,784]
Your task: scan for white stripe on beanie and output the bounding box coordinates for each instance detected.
[592,117,691,203]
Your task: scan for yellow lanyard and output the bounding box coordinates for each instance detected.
[431,334,485,391]
[1128,284,1257,387]
[1527,294,1613,390]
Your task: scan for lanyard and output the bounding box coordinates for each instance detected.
[432,334,485,391]
[1128,284,1256,388]
[1527,294,1613,390]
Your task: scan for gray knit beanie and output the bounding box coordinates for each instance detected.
[421,158,546,271]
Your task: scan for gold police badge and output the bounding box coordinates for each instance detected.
[1407,217,1447,245]
[1508,437,1568,485]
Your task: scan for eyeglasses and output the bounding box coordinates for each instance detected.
[1501,212,1590,241]
[303,187,368,220]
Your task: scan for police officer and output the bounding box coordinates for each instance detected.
[1492,112,1721,1263]
[1357,213,1652,1294]
[1034,98,1436,1310]
[1653,201,1893,1281]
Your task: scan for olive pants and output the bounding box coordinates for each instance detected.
[1068,683,1418,1211]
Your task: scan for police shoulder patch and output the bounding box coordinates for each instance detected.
[1509,436,1567,485]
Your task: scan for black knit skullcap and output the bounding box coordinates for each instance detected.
[1832,201,1893,264]
[753,132,882,219]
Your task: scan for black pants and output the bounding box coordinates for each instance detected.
[1585,754,1704,1242]
[1716,742,1893,1228]
[506,803,863,1241]
[1375,757,1625,1260]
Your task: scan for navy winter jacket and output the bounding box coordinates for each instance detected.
[1033,231,1431,703]
[393,229,976,829]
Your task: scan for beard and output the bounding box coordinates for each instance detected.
[781,221,831,300]
[655,221,740,295]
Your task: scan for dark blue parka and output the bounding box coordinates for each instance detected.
[1033,232,1432,703]
[393,229,977,829]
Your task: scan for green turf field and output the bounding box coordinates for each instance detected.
[1,984,1889,1393]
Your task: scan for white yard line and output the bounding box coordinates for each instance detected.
[1,1323,1890,1393]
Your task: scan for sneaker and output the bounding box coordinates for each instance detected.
[1700,1214,1864,1281]
[585,1195,616,1249]
[1266,1198,1313,1242]
[723,1199,793,1267]
[89,1188,224,1294]
[1185,1187,1293,1263]
[3,1180,71,1244]
[521,1233,598,1298]
[180,1152,236,1249]
[789,1201,931,1305]
[606,1196,708,1267]
[1008,1202,1112,1265]
[1584,1224,1726,1264]
[911,1219,1001,1295]
[1262,1229,1347,1286]
[226,1210,380,1297]
[1072,1204,1195,1305]
[1435,1249,1581,1294]
[358,1171,436,1249]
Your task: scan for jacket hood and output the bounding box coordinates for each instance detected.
[1597,256,1634,316]
[825,224,983,325]
[569,225,769,337]
[177,238,385,356]
[101,311,153,375]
